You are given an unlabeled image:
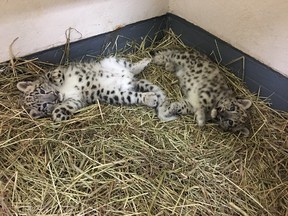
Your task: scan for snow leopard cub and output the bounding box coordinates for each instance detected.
[17,56,165,122]
[153,49,252,136]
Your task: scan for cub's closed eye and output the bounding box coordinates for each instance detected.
[229,105,235,111]
[228,120,234,126]
[39,88,46,94]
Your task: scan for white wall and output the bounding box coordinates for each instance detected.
[1,0,288,77]
[169,0,288,77]
[0,0,168,62]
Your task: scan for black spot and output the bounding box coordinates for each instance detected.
[111,90,115,94]
[82,69,86,73]
[205,91,211,97]
[91,85,96,89]
[74,86,80,90]
[209,64,216,69]
[67,105,73,110]
[103,96,108,101]
[61,116,66,121]
[127,96,131,103]
[106,90,110,95]
[197,63,203,67]
[101,88,104,93]
[87,81,90,87]
[79,77,82,82]
[60,107,66,112]
[75,71,80,75]
[203,99,207,104]
[54,109,60,113]
[56,113,61,118]
[114,95,119,101]
[109,98,114,104]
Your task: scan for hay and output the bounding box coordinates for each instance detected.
[1,30,287,216]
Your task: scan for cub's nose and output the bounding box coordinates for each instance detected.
[219,111,229,119]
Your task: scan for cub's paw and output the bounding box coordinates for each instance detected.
[165,62,175,72]
[210,108,217,119]
[47,68,64,86]
[195,112,206,127]
[52,106,72,122]
[142,92,158,107]
[152,55,165,66]
[156,100,179,121]
[139,58,152,67]
[155,90,166,107]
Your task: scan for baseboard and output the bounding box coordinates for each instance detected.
[25,13,288,111]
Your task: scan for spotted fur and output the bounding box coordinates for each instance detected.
[153,49,252,136]
[17,57,165,121]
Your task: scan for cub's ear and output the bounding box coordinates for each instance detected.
[232,127,250,137]
[237,99,252,110]
[29,108,44,119]
[17,81,35,94]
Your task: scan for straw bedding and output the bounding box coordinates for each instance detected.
[0,31,287,215]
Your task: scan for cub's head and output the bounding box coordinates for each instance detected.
[215,98,252,137]
[17,77,61,119]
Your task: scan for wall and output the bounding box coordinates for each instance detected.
[169,0,288,77]
[1,0,288,78]
[0,0,168,62]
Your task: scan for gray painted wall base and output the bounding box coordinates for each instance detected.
[25,14,288,111]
